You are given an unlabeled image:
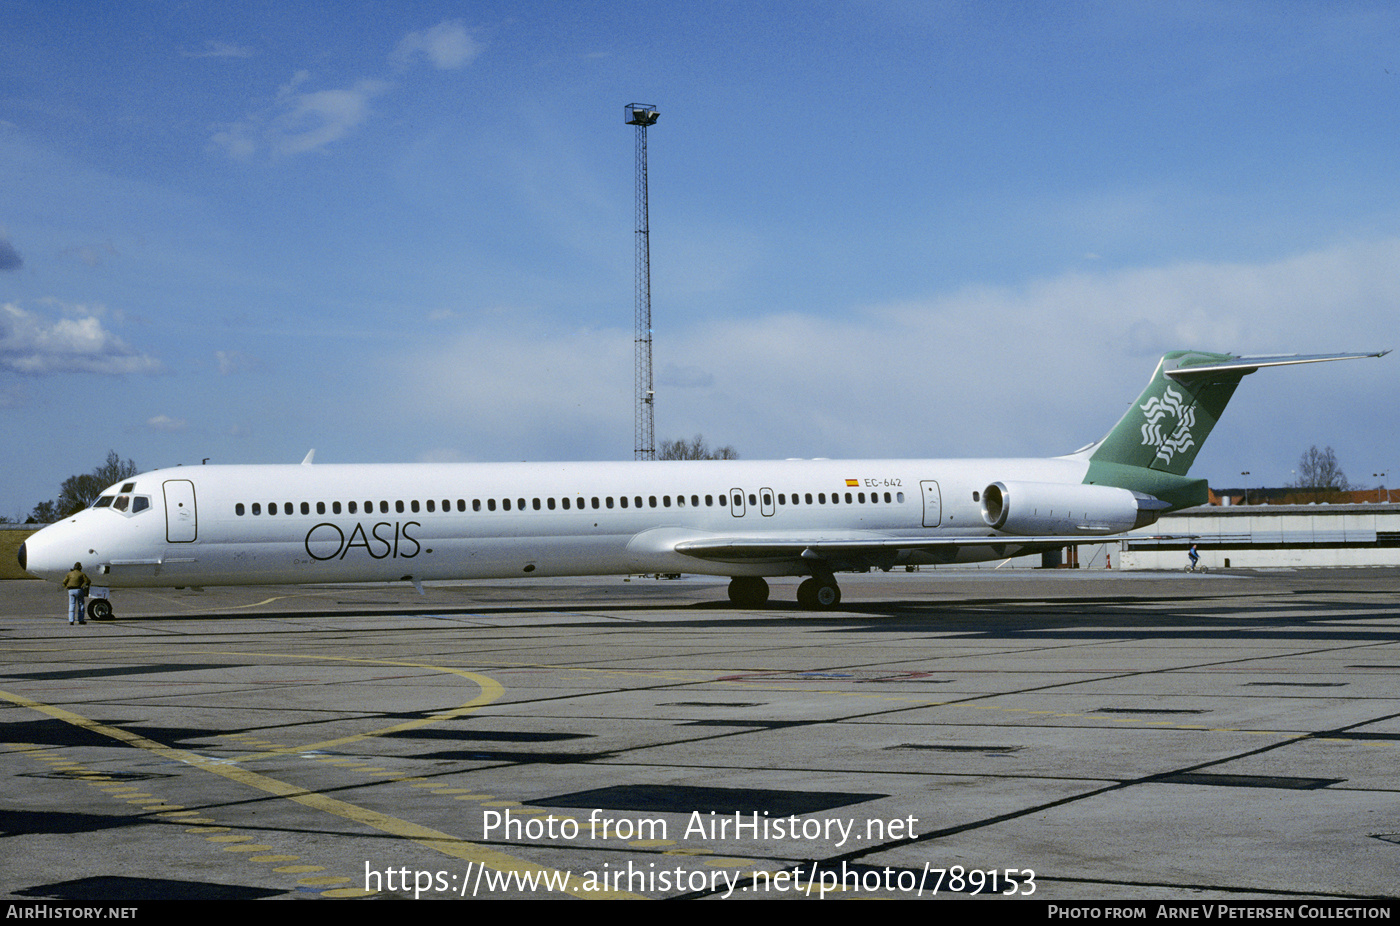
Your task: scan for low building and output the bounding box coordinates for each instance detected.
[1118,501,1400,569]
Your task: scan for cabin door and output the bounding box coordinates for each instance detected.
[920,480,942,528]
[164,479,197,542]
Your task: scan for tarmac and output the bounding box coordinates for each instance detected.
[2,568,1398,901]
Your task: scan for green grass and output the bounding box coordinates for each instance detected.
[0,528,42,581]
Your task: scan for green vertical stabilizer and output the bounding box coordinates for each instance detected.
[1078,349,1385,509]
[1088,351,1245,477]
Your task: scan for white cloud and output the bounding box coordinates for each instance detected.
[146,414,188,432]
[211,72,393,160]
[182,41,257,59]
[379,238,1400,471]
[215,350,255,375]
[392,20,481,70]
[0,302,161,376]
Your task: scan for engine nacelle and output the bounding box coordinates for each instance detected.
[980,481,1165,535]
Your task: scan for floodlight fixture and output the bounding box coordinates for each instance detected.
[625,103,660,126]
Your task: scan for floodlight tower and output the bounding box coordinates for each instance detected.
[626,103,660,461]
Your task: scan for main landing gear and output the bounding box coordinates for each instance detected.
[727,576,769,608]
[796,577,841,610]
[726,576,842,611]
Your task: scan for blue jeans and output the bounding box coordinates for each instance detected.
[68,588,87,622]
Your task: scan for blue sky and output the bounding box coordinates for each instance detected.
[3,1,1398,517]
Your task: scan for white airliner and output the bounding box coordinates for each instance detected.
[19,350,1385,618]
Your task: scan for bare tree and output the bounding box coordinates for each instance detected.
[1289,445,1350,491]
[30,450,138,522]
[657,434,738,461]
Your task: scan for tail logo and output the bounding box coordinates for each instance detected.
[1139,386,1196,465]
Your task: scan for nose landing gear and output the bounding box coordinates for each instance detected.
[87,588,115,621]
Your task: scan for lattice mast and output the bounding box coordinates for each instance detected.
[626,104,660,461]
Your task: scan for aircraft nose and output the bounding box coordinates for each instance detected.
[18,521,87,582]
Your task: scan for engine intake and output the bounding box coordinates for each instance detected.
[980,481,1165,535]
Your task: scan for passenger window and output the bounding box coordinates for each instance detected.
[267,503,276,516]
[473,499,481,512]
[301,502,311,515]
[379,501,389,514]
[410,500,419,513]
[503,499,512,511]
[397,501,406,514]
[426,500,434,513]
[333,501,342,514]
[547,498,556,510]
[252,503,261,515]
[619,496,628,508]
[533,498,541,510]
[236,503,246,516]
[605,497,613,509]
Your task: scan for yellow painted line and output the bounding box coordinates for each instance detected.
[0,686,641,899]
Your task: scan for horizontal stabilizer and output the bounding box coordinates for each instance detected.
[1165,350,1389,380]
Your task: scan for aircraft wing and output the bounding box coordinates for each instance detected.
[670,531,1107,569]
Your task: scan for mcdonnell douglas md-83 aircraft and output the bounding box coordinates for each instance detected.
[19,350,1386,617]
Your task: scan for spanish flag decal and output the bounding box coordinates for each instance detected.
[845,479,859,487]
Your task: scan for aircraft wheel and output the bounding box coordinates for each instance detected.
[727,577,769,608]
[797,578,841,610]
[812,580,841,610]
[88,599,114,621]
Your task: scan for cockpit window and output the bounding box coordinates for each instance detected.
[103,494,151,516]
[120,483,136,493]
